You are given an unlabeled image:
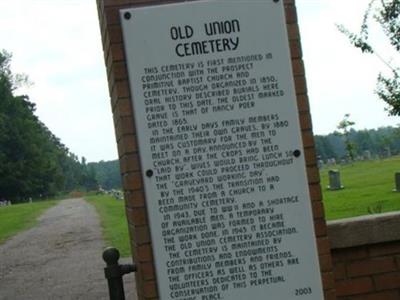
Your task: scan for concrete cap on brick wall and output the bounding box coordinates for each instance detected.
[328,211,400,249]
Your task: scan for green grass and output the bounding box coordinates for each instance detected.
[86,195,131,257]
[321,156,400,220]
[0,200,57,244]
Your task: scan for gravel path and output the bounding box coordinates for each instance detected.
[0,198,136,300]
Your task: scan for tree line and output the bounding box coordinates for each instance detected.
[88,160,121,190]
[0,51,98,203]
[315,126,400,161]
[89,125,400,191]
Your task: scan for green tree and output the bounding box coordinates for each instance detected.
[335,114,356,161]
[314,126,400,159]
[0,50,98,202]
[88,160,121,190]
[338,0,400,115]
[314,135,337,160]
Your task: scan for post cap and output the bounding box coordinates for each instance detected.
[103,247,120,265]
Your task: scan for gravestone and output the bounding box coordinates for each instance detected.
[327,158,336,166]
[328,170,343,191]
[317,159,324,169]
[0,200,11,206]
[394,172,400,192]
[363,150,371,160]
[383,147,391,158]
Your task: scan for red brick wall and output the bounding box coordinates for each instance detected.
[332,242,400,299]
[329,213,400,300]
[96,0,336,299]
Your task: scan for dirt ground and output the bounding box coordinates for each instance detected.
[0,198,136,300]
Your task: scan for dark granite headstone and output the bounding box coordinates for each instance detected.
[328,169,344,190]
[394,172,400,192]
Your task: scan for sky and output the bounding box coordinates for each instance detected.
[0,0,398,162]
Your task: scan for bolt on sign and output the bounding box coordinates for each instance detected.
[120,0,324,299]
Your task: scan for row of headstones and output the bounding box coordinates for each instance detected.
[100,189,123,200]
[328,170,400,192]
[318,150,393,169]
[0,200,12,207]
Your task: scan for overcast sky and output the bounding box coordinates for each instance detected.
[0,0,398,162]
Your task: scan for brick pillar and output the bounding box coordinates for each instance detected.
[285,2,337,298]
[96,0,336,299]
[97,1,158,299]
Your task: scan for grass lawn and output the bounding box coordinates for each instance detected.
[0,200,57,244]
[321,155,400,220]
[86,195,131,257]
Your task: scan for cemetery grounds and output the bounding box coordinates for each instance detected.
[321,155,400,220]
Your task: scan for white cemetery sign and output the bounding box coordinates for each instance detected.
[121,0,324,299]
